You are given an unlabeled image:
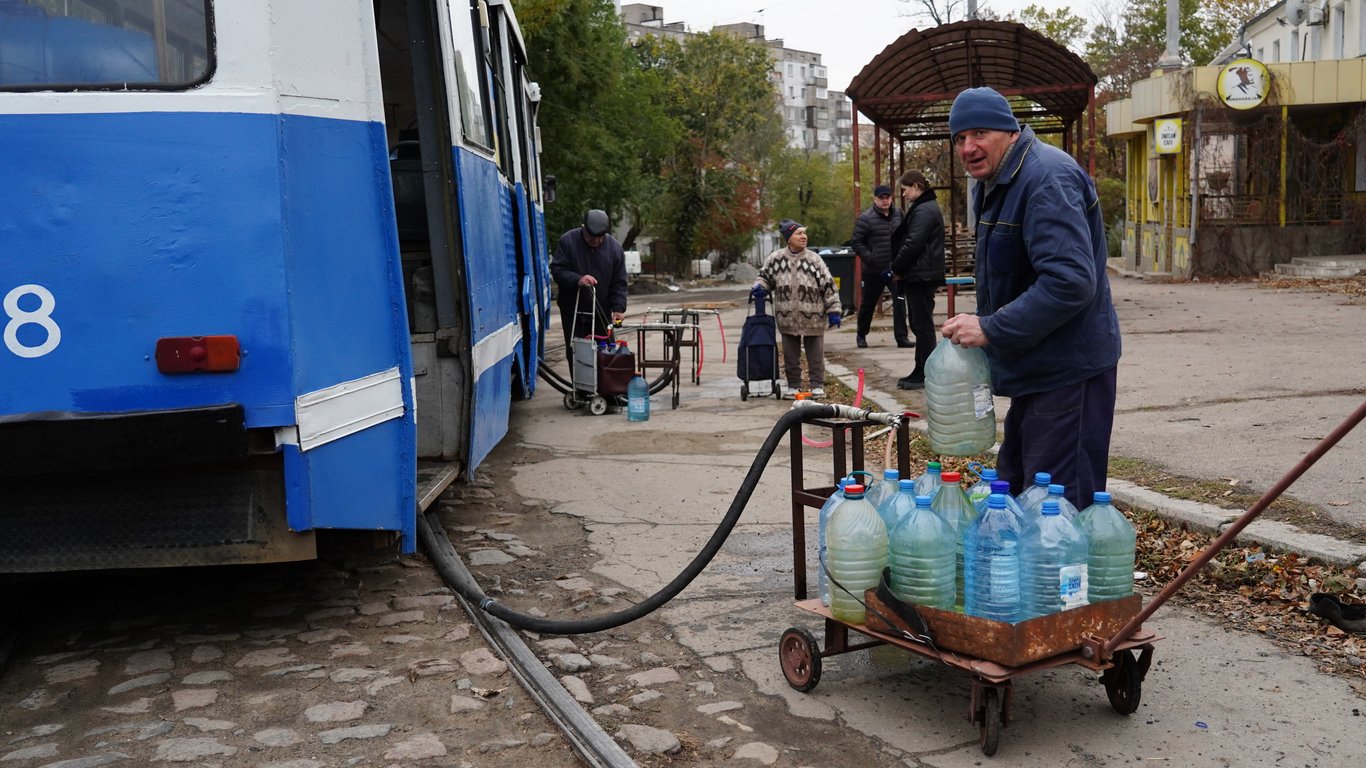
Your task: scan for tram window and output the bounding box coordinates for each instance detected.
[0,0,211,89]
[449,0,492,150]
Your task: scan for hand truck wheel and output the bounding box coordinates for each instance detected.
[563,392,583,411]
[1102,649,1144,715]
[778,627,821,692]
[978,686,1002,756]
[740,383,749,401]
[772,382,782,400]
[588,395,609,416]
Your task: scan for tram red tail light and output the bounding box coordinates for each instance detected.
[155,335,241,374]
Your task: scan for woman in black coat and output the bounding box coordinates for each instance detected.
[888,170,945,389]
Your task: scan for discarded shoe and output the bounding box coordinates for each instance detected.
[896,339,916,348]
[1307,593,1366,634]
[856,336,868,348]
[896,375,924,391]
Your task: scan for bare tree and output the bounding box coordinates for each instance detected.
[896,0,968,26]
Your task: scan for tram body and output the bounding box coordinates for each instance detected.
[0,0,551,571]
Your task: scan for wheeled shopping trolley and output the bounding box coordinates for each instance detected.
[737,293,781,401]
[562,287,635,416]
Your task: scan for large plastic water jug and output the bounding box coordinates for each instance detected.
[966,465,998,507]
[1019,499,1089,619]
[977,480,1027,527]
[866,468,900,511]
[825,484,887,624]
[627,373,650,422]
[930,471,977,611]
[924,339,996,456]
[817,476,854,606]
[888,494,955,610]
[1024,484,1079,522]
[963,493,1023,623]
[1016,472,1053,513]
[913,461,942,499]
[1074,491,1136,602]
[876,478,916,533]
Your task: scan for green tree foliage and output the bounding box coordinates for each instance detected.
[765,148,852,248]
[1012,4,1087,50]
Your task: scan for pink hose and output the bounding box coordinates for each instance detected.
[801,368,866,448]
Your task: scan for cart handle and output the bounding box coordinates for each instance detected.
[1102,398,1366,659]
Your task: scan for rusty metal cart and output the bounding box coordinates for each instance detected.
[777,401,1366,756]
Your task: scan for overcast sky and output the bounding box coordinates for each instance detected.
[651,0,1102,91]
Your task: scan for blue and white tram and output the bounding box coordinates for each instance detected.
[0,0,551,571]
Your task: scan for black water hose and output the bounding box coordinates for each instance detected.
[420,403,843,635]
[537,356,675,397]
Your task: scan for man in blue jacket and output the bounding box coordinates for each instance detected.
[939,87,1121,510]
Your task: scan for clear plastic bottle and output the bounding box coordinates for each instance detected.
[1016,472,1053,514]
[876,478,916,533]
[966,466,998,508]
[963,493,1023,623]
[888,494,955,610]
[627,372,650,422]
[924,338,996,456]
[1019,499,1089,619]
[978,479,1028,527]
[817,476,854,606]
[1023,483,1079,522]
[825,484,888,624]
[1074,491,1136,603]
[616,340,630,355]
[930,470,977,611]
[913,460,943,499]
[866,467,901,511]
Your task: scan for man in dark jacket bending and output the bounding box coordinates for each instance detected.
[939,87,1122,511]
[550,209,628,355]
[850,185,910,348]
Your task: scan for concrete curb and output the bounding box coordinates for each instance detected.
[825,363,1366,569]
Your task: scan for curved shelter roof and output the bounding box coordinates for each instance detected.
[846,19,1097,141]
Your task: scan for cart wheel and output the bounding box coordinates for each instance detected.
[741,383,749,401]
[772,382,782,400]
[563,392,583,411]
[1102,649,1143,715]
[672,390,679,409]
[778,627,821,692]
[588,396,609,416]
[978,686,1002,756]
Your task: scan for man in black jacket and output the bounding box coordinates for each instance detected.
[850,185,910,348]
[550,209,628,354]
[889,170,945,389]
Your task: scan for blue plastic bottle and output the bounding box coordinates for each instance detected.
[817,476,854,606]
[963,493,1023,623]
[913,460,943,499]
[976,480,1027,527]
[1024,484,1079,522]
[877,478,916,533]
[627,372,650,422]
[866,468,901,511]
[930,471,977,611]
[1074,491,1136,603]
[887,494,955,610]
[825,484,888,624]
[924,339,997,456]
[1019,499,1089,619]
[1016,472,1053,514]
[966,466,998,508]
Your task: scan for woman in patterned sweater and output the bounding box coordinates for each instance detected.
[752,219,843,398]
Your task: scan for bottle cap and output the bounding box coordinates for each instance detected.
[981,467,998,479]
[884,468,900,481]
[1048,483,1065,495]
[990,480,1011,493]
[1094,491,1112,503]
[914,494,933,507]
[844,484,865,497]
[1042,499,1060,515]
[928,461,942,470]
[941,471,961,483]
[899,478,915,491]
[987,493,1006,508]
[1034,472,1052,485]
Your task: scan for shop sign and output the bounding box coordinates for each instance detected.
[1217,58,1269,110]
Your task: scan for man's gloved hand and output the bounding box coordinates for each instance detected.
[828,312,841,328]
[881,270,893,280]
[750,285,768,299]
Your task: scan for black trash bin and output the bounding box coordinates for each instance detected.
[817,248,856,316]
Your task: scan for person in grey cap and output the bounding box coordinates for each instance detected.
[752,219,842,398]
[939,86,1121,511]
[850,183,909,348]
[551,209,628,354]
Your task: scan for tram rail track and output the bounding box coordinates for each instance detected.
[417,462,636,768]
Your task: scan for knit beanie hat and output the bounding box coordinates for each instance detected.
[778,219,803,241]
[948,87,1019,138]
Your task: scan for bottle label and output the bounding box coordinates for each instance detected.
[1058,564,1088,609]
[972,384,994,419]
